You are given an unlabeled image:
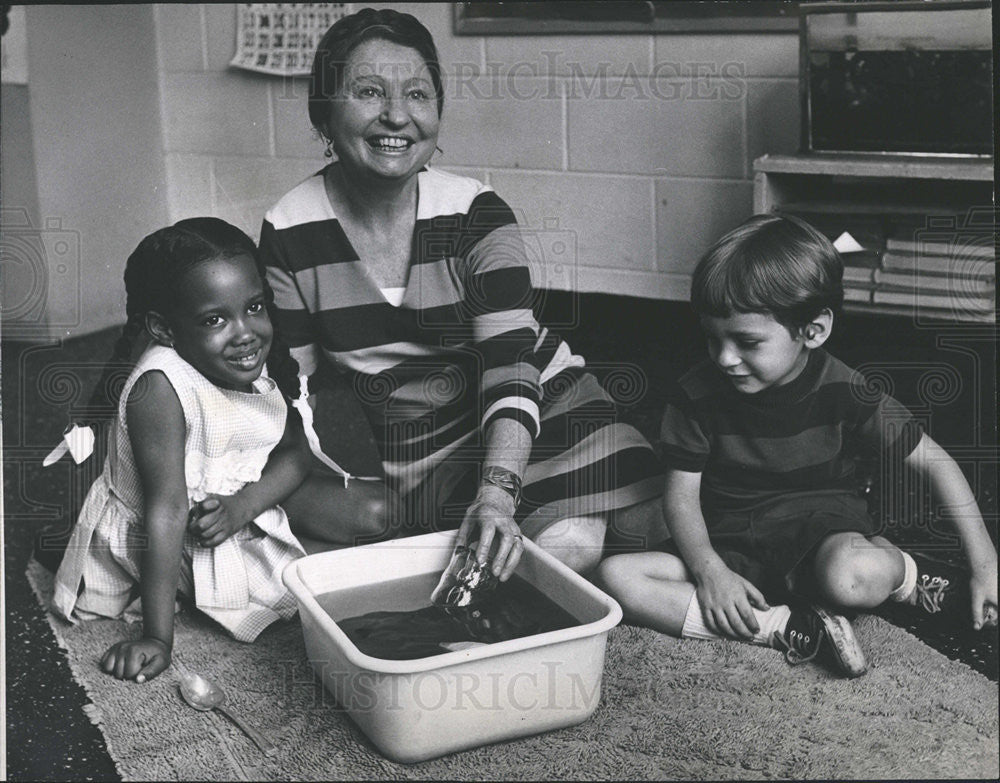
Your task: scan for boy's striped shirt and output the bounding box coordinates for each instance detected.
[660,348,923,515]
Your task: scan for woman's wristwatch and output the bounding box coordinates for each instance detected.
[480,465,523,508]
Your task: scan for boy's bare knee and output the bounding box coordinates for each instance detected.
[814,533,899,608]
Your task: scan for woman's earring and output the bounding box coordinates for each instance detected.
[435,145,444,156]
[324,137,336,158]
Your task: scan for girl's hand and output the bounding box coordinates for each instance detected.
[695,561,769,640]
[187,495,249,548]
[100,637,171,683]
[457,484,524,582]
[969,556,998,630]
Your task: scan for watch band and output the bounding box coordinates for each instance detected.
[480,465,523,508]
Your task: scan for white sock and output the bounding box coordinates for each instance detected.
[760,604,793,646]
[889,550,918,602]
[681,593,792,647]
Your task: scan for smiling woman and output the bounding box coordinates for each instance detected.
[322,38,440,188]
[261,7,667,576]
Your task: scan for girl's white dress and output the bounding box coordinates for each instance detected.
[52,345,306,642]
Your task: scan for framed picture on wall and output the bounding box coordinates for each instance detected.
[453,1,802,35]
[1,5,29,84]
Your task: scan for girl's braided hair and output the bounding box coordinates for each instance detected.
[87,217,281,413]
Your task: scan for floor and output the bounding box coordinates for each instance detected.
[4,293,997,780]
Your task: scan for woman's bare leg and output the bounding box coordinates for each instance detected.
[530,515,608,575]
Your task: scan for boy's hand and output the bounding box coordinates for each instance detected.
[695,561,770,640]
[187,495,249,548]
[101,637,171,683]
[969,557,998,630]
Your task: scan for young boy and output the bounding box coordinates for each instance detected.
[597,214,998,677]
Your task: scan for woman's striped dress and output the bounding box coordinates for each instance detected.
[261,166,662,541]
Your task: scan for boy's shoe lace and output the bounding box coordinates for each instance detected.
[772,604,868,678]
[897,552,970,627]
[913,573,950,614]
[772,626,821,666]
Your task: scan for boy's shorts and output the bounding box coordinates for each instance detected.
[656,489,877,602]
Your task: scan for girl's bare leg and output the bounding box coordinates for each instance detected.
[281,468,398,552]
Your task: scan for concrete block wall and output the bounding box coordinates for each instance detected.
[6,4,169,340]
[155,3,801,300]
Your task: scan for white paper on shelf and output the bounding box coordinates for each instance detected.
[833,231,865,254]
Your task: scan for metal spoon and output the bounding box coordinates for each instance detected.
[178,672,278,757]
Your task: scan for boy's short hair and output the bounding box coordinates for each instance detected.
[691,213,844,332]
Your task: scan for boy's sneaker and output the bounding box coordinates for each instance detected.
[894,551,970,628]
[772,604,868,678]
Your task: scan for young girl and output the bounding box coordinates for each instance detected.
[53,218,311,683]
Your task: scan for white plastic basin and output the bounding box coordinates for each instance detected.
[282,530,623,763]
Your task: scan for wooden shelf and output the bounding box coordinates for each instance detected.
[755,153,993,182]
[843,300,994,323]
[753,153,996,324]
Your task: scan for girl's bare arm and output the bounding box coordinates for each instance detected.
[128,370,189,645]
[101,371,188,682]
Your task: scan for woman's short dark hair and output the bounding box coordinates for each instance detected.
[690,213,844,332]
[308,7,444,136]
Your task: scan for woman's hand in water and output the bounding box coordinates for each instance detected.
[101,637,171,683]
[187,495,249,548]
[458,484,525,581]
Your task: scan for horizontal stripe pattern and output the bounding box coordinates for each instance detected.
[264,171,331,231]
[520,475,664,539]
[715,424,846,472]
[382,428,477,496]
[660,349,923,513]
[472,309,537,342]
[525,423,653,485]
[261,166,661,520]
[416,169,493,221]
[482,396,541,437]
[329,341,444,375]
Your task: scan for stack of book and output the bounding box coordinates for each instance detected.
[788,213,883,304]
[784,211,996,321]
[874,225,995,318]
